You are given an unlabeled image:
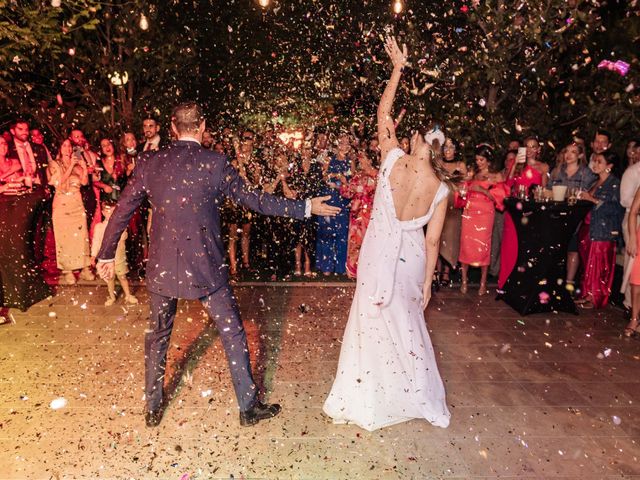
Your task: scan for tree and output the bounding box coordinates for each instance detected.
[0,0,197,142]
[1,0,637,154]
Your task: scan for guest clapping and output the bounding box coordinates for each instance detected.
[290,143,324,276]
[0,136,23,186]
[263,147,297,279]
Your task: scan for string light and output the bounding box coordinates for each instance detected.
[51,0,61,7]
[392,0,404,14]
[139,14,149,31]
[258,0,270,7]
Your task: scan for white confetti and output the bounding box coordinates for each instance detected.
[49,397,68,410]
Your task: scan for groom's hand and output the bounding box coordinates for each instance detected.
[96,261,115,281]
[310,196,341,217]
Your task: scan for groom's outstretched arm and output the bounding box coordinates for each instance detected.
[97,158,148,261]
[219,157,307,219]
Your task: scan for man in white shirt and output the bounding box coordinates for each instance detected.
[620,140,640,309]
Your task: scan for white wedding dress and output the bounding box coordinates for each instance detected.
[323,147,451,431]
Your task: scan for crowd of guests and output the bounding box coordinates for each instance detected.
[1,115,640,336]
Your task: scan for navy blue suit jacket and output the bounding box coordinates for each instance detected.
[97,140,306,298]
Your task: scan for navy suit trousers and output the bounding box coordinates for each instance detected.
[146,286,257,412]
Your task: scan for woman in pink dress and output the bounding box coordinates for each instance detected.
[458,145,508,295]
[340,149,378,278]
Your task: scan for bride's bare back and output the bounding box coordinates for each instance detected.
[389,153,441,221]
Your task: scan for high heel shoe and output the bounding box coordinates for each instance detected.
[460,280,468,294]
[432,272,440,292]
[439,271,451,288]
[479,282,488,296]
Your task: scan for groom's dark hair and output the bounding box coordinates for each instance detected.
[172,102,204,135]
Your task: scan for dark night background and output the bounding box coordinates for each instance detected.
[0,0,638,155]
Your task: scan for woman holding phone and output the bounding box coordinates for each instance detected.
[506,137,549,191]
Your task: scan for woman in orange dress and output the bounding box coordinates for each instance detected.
[458,145,508,295]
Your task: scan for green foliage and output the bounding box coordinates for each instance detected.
[0,0,637,156]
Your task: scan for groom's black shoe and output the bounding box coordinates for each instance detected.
[239,402,281,426]
[144,407,164,427]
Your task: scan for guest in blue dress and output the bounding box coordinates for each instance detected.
[316,135,352,275]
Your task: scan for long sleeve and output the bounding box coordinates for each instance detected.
[91,222,106,257]
[96,159,148,260]
[219,157,305,220]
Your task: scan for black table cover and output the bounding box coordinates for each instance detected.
[0,188,51,311]
[500,198,591,315]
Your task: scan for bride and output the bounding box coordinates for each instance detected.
[322,36,451,431]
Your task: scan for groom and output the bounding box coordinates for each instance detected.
[97,102,340,427]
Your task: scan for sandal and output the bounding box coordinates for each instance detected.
[579,301,594,309]
[624,318,640,338]
[439,271,451,288]
[460,280,468,294]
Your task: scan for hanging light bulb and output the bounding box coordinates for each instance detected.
[51,0,62,7]
[393,0,404,14]
[139,14,149,31]
[109,71,129,86]
[258,0,270,7]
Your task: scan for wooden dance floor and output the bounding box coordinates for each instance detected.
[1,284,638,478]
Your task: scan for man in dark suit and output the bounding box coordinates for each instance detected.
[97,102,340,427]
[137,116,169,153]
[9,119,49,185]
[9,119,52,266]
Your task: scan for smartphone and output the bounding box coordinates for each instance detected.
[516,147,527,164]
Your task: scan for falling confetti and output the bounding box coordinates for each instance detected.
[49,397,68,410]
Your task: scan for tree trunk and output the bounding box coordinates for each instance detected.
[487,84,498,113]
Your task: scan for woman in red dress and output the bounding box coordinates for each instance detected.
[458,145,508,295]
[505,136,549,191]
[498,137,550,288]
[340,149,378,278]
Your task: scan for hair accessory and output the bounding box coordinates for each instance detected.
[424,126,445,146]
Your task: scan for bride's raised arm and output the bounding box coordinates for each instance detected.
[377,36,407,159]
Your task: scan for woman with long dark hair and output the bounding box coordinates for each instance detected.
[457,144,508,295]
[437,137,467,286]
